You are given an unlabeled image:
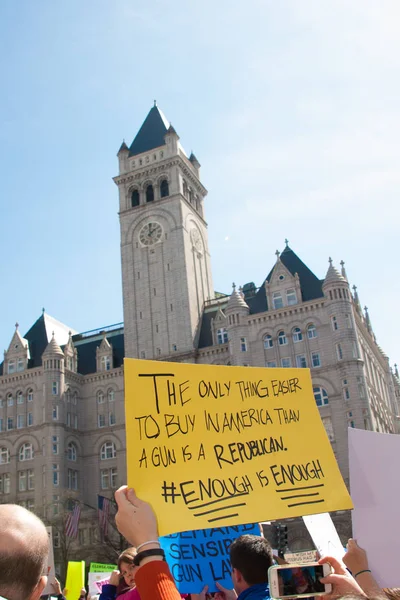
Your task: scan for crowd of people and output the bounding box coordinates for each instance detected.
[0,487,398,600]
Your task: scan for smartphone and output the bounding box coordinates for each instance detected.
[268,562,332,599]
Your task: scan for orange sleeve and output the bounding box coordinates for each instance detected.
[135,561,181,600]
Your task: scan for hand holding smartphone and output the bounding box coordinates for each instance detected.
[268,562,332,599]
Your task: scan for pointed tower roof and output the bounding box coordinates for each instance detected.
[129,104,170,157]
[226,284,249,312]
[6,323,30,355]
[117,141,129,155]
[189,152,200,167]
[269,245,323,300]
[64,331,76,355]
[364,306,374,335]
[42,332,64,357]
[352,285,362,314]
[323,258,346,286]
[166,124,179,137]
[97,332,112,352]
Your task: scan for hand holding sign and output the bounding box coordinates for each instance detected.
[115,486,159,546]
[124,360,353,536]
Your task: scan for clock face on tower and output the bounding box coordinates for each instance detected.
[139,221,163,246]
[190,228,203,254]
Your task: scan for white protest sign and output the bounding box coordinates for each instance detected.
[284,550,318,563]
[303,512,344,561]
[349,427,400,587]
[43,526,56,595]
[88,573,112,594]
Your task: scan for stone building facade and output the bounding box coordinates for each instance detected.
[0,103,399,573]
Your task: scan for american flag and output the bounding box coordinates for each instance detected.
[98,495,111,537]
[65,502,81,538]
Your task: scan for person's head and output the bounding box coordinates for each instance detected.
[0,504,49,600]
[229,535,273,594]
[117,547,138,589]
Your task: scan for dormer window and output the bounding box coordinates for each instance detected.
[217,328,228,344]
[286,289,297,306]
[272,292,283,309]
[8,360,15,374]
[17,358,24,371]
[101,356,111,371]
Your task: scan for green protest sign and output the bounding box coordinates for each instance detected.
[90,562,117,573]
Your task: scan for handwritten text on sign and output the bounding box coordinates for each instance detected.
[124,360,353,536]
[160,523,260,593]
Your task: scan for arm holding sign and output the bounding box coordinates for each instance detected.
[343,539,381,596]
[319,556,365,598]
[115,486,181,600]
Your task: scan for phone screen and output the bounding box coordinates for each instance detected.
[274,565,326,597]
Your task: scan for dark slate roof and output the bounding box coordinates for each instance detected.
[268,245,324,302]
[198,308,218,349]
[197,246,324,345]
[72,331,125,375]
[129,105,170,157]
[0,313,124,376]
[24,313,74,368]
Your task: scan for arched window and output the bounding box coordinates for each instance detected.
[313,386,329,407]
[307,324,317,339]
[263,335,273,349]
[146,184,154,202]
[160,179,169,198]
[101,442,116,460]
[27,389,34,402]
[19,443,34,461]
[278,331,287,345]
[131,189,140,207]
[67,442,77,462]
[108,389,115,402]
[292,327,303,343]
[0,447,10,464]
[97,391,105,404]
[7,394,13,407]
[16,391,24,404]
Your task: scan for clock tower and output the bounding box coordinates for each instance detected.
[114,103,214,360]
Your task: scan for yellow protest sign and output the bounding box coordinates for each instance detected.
[125,360,352,536]
[65,561,85,600]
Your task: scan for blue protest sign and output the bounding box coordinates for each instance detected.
[159,523,261,593]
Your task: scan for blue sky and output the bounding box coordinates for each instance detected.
[0,0,398,365]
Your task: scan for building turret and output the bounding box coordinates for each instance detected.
[164,124,180,155]
[117,140,129,174]
[225,284,250,365]
[3,322,30,374]
[64,331,78,373]
[42,332,65,423]
[352,285,362,316]
[322,257,359,363]
[96,333,113,372]
[189,152,201,176]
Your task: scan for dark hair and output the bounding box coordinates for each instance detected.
[117,547,137,570]
[229,534,273,585]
